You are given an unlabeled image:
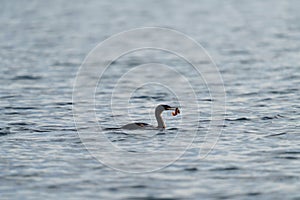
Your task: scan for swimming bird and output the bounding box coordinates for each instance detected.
[121,104,180,130]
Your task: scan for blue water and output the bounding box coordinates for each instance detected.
[1,0,300,199]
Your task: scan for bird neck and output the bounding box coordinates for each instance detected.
[155,112,165,128]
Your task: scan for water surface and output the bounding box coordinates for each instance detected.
[1,0,299,199]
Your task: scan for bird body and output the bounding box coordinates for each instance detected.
[121,105,179,130]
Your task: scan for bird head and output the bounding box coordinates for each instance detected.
[155,104,179,115]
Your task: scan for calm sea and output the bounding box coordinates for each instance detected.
[1,0,299,199]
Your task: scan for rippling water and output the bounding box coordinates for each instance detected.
[1,0,299,199]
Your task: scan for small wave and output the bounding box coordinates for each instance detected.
[5,106,38,110]
[265,132,287,137]
[199,119,210,123]
[129,185,147,189]
[255,104,267,107]
[246,192,261,196]
[47,185,59,189]
[52,61,79,67]
[4,112,20,115]
[260,97,272,101]
[132,95,152,100]
[275,156,298,160]
[227,49,250,55]
[278,151,300,155]
[241,92,258,96]
[105,130,129,136]
[111,138,126,142]
[225,117,250,121]
[127,196,180,200]
[261,114,283,120]
[210,166,240,171]
[31,129,52,133]
[12,75,42,80]
[155,132,167,136]
[0,127,11,136]
[54,102,73,106]
[8,122,35,126]
[127,150,138,153]
[239,59,261,64]
[0,95,22,99]
[184,167,198,171]
[201,98,212,102]
[167,127,178,131]
[103,127,121,131]
[261,116,274,120]
[35,125,76,132]
[268,90,297,95]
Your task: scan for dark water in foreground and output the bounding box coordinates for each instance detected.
[1,1,300,199]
